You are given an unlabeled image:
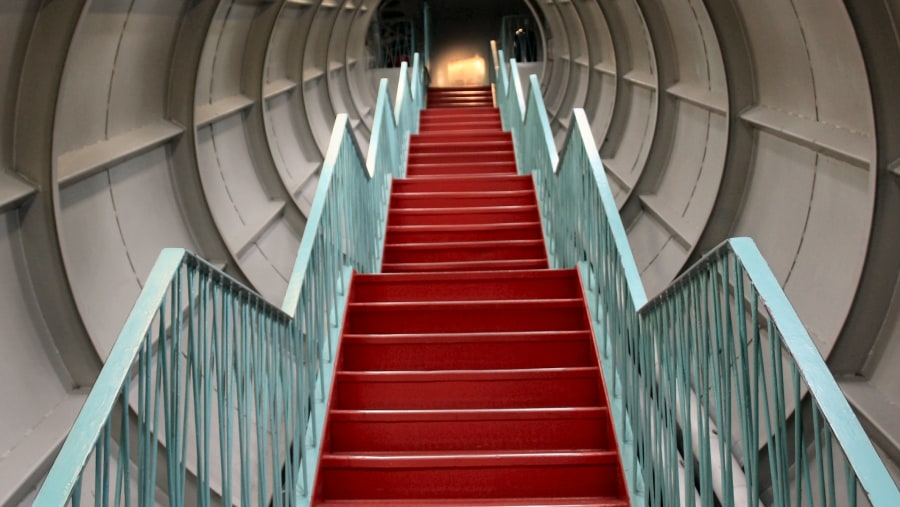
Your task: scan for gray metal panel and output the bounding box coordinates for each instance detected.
[345,1,378,132]
[641,234,690,298]
[210,2,257,102]
[240,245,289,303]
[602,85,655,195]
[255,217,301,281]
[0,212,68,455]
[782,155,870,354]
[572,0,615,145]
[105,0,182,135]
[54,0,124,155]
[59,170,143,358]
[732,132,815,282]
[106,146,201,279]
[263,1,323,210]
[0,1,39,173]
[302,4,341,154]
[734,0,817,114]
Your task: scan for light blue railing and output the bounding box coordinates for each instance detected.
[494,51,900,506]
[367,54,423,180]
[34,55,424,507]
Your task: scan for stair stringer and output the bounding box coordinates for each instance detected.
[298,265,353,507]
[576,261,646,506]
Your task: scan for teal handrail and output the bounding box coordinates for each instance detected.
[493,50,900,506]
[34,54,424,507]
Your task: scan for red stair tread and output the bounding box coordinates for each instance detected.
[383,239,546,264]
[385,221,542,243]
[345,299,588,334]
[393,174,533,191]
[350,269,580,301]
[327,407,615,453]
[390,189,535,208]
[318,452,625,500]
[341,331,596,370]
[405,163,518,177]
[412,131,511,143]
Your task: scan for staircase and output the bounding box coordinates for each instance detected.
[311,86,630,505]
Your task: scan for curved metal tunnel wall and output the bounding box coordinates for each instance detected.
[0,0,898,503]
[523,0,900,486]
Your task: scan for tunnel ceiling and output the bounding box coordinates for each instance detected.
[0,0,898,502]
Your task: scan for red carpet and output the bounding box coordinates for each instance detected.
[312,86,630,506]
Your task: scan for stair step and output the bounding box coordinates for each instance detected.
[428,86,492,92]
[427,90,493,98]
[350,270,579,302]
[420,109,499,119]
[409,140,513,154]
[317,451,626,500]
[391,190,535,208]
[427,102,495,109]
[406,161,518,176]
[327,407,613,453]
[385,221,542,244]
[382,259,549,272]
[419,121,503,132]
[408,151,515,165]
[412,131,511,144]
[383,240,546,264]
[341,331,596,370]
[393,174,533,192]
[388,205,540,226]
[333,367,604,410]
[346,299,588,334]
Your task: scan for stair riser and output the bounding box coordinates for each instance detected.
[382,260,549,272]
[427,102,495,109]
[388,210,540,226]
[428,95,493,101]
[341,339,595,370]
[318,462,625,500]
[406,164,518,177]
[334,376,602,410]
[350,273,579,302]
[383,244,546,264]
[390,194,534,208]
[327,415,613,452]
[393,176,533,192]
[346,303,588,334]
[427,91,493,98]
[419,123,503,133]
[428,86,492,92]
[409,142,512,154]
[385,225,542,244]
[419,107,500,121]
[408,152,515,165]
[412,132,510,144]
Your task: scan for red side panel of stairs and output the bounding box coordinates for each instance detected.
[312,87,630,506]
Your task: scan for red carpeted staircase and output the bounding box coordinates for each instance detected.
[311,86,630,506]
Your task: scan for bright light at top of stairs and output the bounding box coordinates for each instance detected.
[446,55,486,86]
